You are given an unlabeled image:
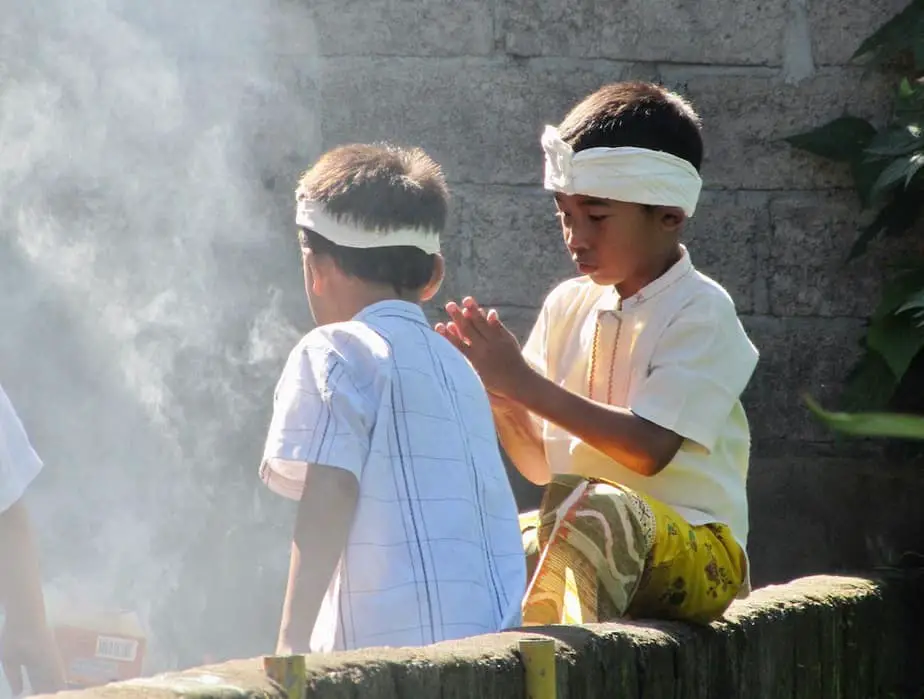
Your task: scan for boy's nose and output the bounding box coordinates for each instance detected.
[565,226,591,252]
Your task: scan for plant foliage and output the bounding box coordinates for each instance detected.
[806,395,924,440]
[788,0,924,413]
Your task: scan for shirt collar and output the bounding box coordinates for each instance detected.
[354,299,430,327]
[604,245,694,311]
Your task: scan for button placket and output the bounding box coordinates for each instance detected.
[587,309,623,405]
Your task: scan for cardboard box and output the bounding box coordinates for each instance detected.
[52,610,146,690]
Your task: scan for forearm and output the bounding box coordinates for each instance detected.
[513,369,681,477]
[493,405,551,486]
[276,465,358,655]
[0,500,49,631]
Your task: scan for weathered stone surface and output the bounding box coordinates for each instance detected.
[500,0,788,66]
[767,192,881,318]
[454,185,575,307]
[765,191,916,317]
[638,0,922,77]
[38,575,920,699]
[685,190,767,315]
[747,456,924,587]
[318,56,659,185]
[741,315,867,443]
[321,60,892,194]
[306,0,495,57]
[658,66,892,191]
[809,0,911,66]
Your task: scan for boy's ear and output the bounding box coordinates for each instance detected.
[658,206,687,235]
[302,247,331,295]
[419,253,445,303]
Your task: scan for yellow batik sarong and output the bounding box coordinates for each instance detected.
[521,475,745,626]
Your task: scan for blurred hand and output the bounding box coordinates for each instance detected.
[0,620,66,696]
[0,501,66,696]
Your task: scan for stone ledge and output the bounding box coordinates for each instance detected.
[38,575,921,699]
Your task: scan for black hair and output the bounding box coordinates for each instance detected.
[557,81,703,171]
[296,142,448,293]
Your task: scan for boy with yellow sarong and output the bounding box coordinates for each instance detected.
[437,81,759,625]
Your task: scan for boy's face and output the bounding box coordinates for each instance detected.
[553,193,683,288]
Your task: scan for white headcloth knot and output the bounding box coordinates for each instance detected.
[541,125,703,217]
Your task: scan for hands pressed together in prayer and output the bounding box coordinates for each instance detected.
[436,296,684,480]
[434,297,532,405]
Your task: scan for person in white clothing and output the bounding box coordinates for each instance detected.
[437,82,759,626]
[260,143,526,654]
[0,383,65,695]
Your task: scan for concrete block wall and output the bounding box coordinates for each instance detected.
[304,0,923,584]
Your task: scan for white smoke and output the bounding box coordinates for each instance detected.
[0,0,320,676]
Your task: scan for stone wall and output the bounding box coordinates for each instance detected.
[305,0,924,584]
[37,575,924,699]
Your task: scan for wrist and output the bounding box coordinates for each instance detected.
[507,361,543,409]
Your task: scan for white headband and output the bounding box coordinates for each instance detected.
[295,195,441,255]
[541,125,703,217]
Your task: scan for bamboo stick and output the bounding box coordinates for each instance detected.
[262,654,307,699]
[518,637,556,699]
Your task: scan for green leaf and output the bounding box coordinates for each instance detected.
[873,265,924,320]
[851,0,924,65]
[863,124,923,156]
[851,157,890,209]
[906,152,924,186]
[898,287,924,315]
[785,116,877,162]
[848,193,924,260]
[870,152,924,200]
[805,395,924,441]
[895,78,924,122]
[842,350,899,412]
[866,266,924,382]
[866,307,924,381]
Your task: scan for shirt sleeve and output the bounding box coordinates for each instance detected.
[260,332,373,501]
[521,303,549,377]
[0,384,44,513]
[629,298,759,454]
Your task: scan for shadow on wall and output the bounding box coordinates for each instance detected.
[0,0,322,673]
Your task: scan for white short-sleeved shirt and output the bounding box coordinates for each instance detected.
[523,247,759,594]
[0,382,44,514]
[260,300,526,653]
